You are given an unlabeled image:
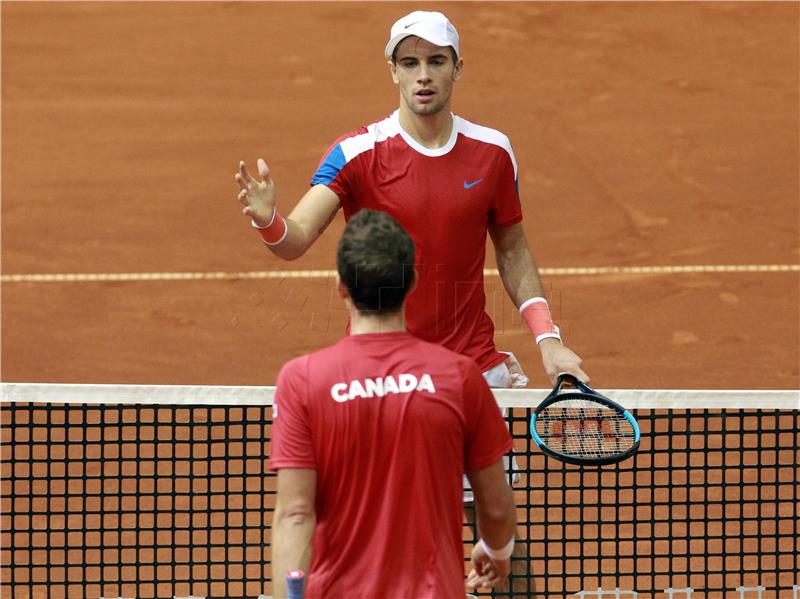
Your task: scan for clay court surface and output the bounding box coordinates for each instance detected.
[2,2,798,390]
[1,4,799,598]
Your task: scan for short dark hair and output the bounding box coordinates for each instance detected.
[337,209,415,314]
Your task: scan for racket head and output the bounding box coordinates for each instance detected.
[286,570,305,599]
[530,376,641,466]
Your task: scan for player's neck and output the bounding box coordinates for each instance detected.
[397,104,453,149]
[349,307,406,335]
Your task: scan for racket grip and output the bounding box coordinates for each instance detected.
[556,373,595,395]
[286,569,305,599]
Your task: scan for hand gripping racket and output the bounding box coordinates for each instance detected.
[286,570,305,599]
[530,374,640,465]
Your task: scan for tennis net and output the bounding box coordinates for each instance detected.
[1,383,798,598]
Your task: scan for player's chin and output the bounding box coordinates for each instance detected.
[411,101,444,116]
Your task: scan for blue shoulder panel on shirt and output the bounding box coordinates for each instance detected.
[311,144,347,186]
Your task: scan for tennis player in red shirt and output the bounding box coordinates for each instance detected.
[269,209,517,599]
[235,10,588,388]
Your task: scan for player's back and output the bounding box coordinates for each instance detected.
[271,331,494,599]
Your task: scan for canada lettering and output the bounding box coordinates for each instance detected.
[330,373,436,402]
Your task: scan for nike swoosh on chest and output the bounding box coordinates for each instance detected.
[463,178,484,189]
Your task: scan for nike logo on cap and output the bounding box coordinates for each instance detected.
[464,179,483,189]
[404,21,421,29]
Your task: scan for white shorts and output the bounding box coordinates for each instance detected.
[463,352,523,503]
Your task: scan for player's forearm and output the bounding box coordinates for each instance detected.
[263,217,318,261]
[240,174,341,261]
[491,223,548,305]
[255,187,340,261]
[271,510,315,598]
[469,461,517,549]
[496,243,547,306]
[475,492,517,551]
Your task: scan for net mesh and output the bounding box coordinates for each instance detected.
[1,384,798,599]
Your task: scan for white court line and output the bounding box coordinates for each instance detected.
[1,264,798,283]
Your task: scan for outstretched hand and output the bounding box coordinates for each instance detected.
[235,159,277,227]
[538,338,589,385]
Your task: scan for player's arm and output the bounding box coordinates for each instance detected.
[235,159,341,261]
[465,460,517,590]
[489,221,589,384]
[272,467,317,598]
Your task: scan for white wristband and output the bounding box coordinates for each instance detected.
[479,537,514,561]
[535,326,561,345]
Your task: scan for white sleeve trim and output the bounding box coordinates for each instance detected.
[456,116,518,179]
[339,114,400,161]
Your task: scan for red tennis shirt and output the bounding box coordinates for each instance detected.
[311,111,523,372]
[269,331,513,599]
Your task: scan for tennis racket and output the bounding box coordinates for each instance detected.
[286,570,305,599]
[530,373,640,465]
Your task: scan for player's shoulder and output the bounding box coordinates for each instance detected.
[329,111,402,160]
[454,114,514,152]
[295,341,341,369]
[454,114,518,175]
[276,353,311,385]
[290,338,361,378]
[276,343,343,392]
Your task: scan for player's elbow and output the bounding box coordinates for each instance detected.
[480,491,516,530]
[471,473,517,539]
[268,245,306,262]
[274,508,316,536]
[275,497,316,524]
[266,232,313,261]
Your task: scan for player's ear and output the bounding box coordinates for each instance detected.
[388,60,399,85]
[408,268,419,294]
[335,274,349,300]
[452,57,464,82]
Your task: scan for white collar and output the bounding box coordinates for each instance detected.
[393,110,459,157]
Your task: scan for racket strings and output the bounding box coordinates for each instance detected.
[535,401,636,458]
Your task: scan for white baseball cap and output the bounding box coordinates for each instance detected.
[384,11,460,60]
